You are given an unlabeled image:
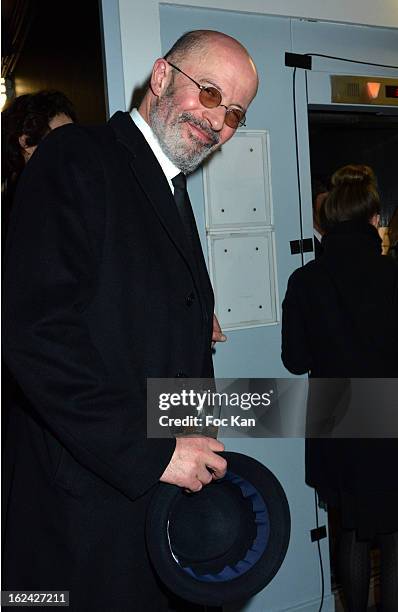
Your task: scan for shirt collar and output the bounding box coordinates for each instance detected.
[313,227,323,243]
[130,108,180,192]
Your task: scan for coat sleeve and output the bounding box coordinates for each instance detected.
[4,126,175,501]
[281,271,312,375]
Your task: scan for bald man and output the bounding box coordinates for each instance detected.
[4,30,258,610]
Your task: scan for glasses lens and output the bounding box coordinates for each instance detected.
[198,85,245,129]
[199,86,221,108]
[225,108,245,129]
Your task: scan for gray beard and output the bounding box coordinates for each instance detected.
[149,96,220,174]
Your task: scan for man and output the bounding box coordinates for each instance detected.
[3,89,76,175]
[2,90,76,239]
[3,30,258,611]
[2,91,76,447]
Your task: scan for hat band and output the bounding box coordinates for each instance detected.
[167,471,270,583]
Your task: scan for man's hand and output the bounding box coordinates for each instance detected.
[212,314,227,348]
[160,437,227,492]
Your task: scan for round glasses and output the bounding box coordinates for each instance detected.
[166,61,246,129]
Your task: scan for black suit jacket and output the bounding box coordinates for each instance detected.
[4,112,214,610]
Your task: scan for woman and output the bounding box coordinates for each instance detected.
[2,89,76,177]
[282,165,398,611]
[2,90,76,245]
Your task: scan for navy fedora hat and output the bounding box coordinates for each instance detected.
[146,451,291,606]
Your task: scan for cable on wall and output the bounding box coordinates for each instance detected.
[314,490,325,612]
[292,65,305,267]
[304,53,398,70]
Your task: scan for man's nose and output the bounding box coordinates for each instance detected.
[202,105,227,132]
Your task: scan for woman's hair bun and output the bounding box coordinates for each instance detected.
[332,164,376,188]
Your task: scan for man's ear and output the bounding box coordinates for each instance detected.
[150,59,171,97]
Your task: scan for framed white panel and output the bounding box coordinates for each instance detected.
[203,130,272,229]
[208,230,278,330]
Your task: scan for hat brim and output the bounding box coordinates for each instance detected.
[146,451,290,606]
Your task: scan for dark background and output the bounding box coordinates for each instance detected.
[2,0,107,124]
[309,109,398,226]
[1,0,108,450]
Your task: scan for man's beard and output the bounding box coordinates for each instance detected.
[149,89,220,174]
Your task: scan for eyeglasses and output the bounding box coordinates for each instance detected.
[166,61,246,129]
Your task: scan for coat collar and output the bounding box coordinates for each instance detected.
[108,111,192,263]
[108,111,214,310]
[322,220,382,255]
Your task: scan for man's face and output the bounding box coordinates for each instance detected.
[149,47,258,174]
[20,112,74,164]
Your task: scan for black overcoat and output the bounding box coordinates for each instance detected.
[281,221,398,537]
[3,112,214,610]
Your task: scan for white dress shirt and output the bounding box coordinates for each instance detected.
[130,108,180,194]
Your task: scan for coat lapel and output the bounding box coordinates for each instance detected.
[109,112,190,259]
[109,112,214,314]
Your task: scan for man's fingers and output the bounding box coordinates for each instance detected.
[207,438,225,452]
[185,466,216,493]
[212,314,227,344]
[160,436,228,488]
[212,330,227,342]
[206,455,227,479]
[200,438,227,478]
[199,467,215,486]
[188,480,203,493]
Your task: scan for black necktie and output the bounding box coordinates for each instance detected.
[171,172,197,253]
[171,173,212,324]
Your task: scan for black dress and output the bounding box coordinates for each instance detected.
[282,220,398,539]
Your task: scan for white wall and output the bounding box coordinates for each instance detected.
[117,0,398,109]
[167,0,398,28]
